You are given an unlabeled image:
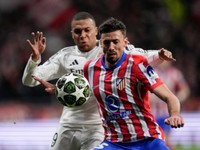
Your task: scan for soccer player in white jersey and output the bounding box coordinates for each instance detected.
[22,12,175,150]
[83,17,184,150]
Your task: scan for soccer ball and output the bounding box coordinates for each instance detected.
[55,72,91,107]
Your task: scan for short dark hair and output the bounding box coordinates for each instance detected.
[99,17,126,37]
[72,11,96,25]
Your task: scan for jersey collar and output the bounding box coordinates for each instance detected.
[102,51,127,70]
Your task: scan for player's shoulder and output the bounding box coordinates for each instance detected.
[125,43,149,55]
[86,55,101,67]
[59,45,77,53]
[57,45,79,56]
[48,45,76,60]
[84,59,93,67]
[128,54,148,67]
[125,43,135,51]
[130,53,147,61]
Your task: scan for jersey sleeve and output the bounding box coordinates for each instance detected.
[22,48,65,87]
[133,55,164,92]
[125,43,163,67]
[22,55,42,86]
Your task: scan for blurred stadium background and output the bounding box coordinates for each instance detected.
[0,0,200,150]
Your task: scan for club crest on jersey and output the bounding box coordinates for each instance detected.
[116,78,127,90]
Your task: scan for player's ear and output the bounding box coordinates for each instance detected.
[71,30,75,40]
[124,37,129,46]
[100,39,103,48]
[95,27,98,36]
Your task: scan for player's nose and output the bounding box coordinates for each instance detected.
[108,42,115,51]
[80,30,87,38]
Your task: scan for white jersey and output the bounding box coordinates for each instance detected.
[22,43,161,126]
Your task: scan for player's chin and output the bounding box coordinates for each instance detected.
[107,56,118,64]
[79,45,91,52]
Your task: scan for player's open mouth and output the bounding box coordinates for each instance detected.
[80,42,88,46]
[108,52,117,57]
[109,54,116,57]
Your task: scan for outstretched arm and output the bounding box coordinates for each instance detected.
[153,84,184,128]
[146,48,176,67]
[126,44,176,67]
[22,31,62,87]
[22,31,47,86]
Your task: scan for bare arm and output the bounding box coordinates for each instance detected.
[152,84,184,128]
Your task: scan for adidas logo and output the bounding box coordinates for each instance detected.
[70,59,79,66]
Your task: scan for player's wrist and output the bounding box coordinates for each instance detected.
[158,50,164,61]
[31,54,40,62]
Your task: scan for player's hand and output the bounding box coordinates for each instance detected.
[158,48,176,62]
[32,75,56,94]
[27,31,46,62]
[164,115,184,128]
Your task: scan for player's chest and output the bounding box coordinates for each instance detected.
[63,51,100,70]
[94,68,135,92]
[63,55,87,69]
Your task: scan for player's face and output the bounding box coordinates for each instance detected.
[71,18,98,52]
[100,30,128,67]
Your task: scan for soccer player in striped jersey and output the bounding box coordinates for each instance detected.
[22,12,175,150]
[83,18,184,150]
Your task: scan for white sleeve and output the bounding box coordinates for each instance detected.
[125,44,163,67]
[22,50,63,87]
[22,55,42,87]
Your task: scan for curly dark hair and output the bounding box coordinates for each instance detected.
[99,17,126,37]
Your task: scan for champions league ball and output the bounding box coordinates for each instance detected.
[55,73,91,107]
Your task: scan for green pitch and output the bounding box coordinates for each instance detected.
[175,145,200,150]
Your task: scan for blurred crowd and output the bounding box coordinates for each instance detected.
[0,0,200,113]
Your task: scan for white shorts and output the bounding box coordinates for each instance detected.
[50,124,104,150]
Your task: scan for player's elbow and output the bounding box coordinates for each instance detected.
[22,78,37,87]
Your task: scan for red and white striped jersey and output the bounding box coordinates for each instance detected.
[84,52,165,142]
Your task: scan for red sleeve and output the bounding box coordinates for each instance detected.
[132,55,164,92]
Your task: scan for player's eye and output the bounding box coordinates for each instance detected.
[113,40,119,45]
[73,29,82,35]
[84,28,90,33]
[103,41,110,47]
